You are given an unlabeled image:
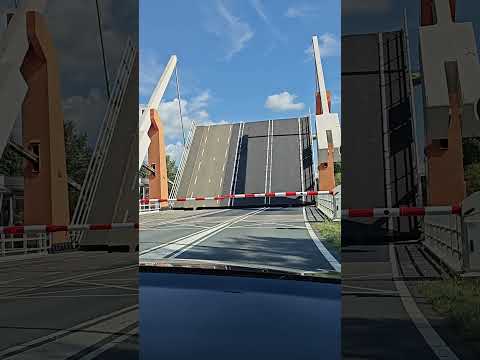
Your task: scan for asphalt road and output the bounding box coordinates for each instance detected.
[342,240,478,359]
[140,207,339,272]
[0,251,138,359]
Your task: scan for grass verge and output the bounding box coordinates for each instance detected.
[418,278,480,343]
[311,221,341,251]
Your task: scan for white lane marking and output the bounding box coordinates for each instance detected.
[141,209,264,259]
[194,175,197,185]
[77,327,138,360]
[140,209,231,227]
[225,148,228,158]
[264,120,271,197]
[171,208,266,258]
[0,277,25,284]
[198,161,202,170]
[230,122,244,206]
[302,207,341,272]
[208,178,211,183]
[389,243,459,360]
[219,176,223,189]
[1,265,136,298]
[72,279,137,292]
[0,305,138,359]
[222,164,225,172]
[298,117,305,202]
[343,285,399,294]
[213,156,216,161]
[268,120,274,205]
[201,148,205,157]
[217,137,220,143]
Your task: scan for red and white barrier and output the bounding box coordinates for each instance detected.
[341,205,461,218]
[140,190,330,204]
[0,222,139,235]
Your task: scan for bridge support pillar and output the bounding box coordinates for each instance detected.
[318,143,335,192]
[148,109,168,207]
[20,11,69,243]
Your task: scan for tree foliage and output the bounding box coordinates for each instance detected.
[64,120,93,216]
[0,142,23,176]
[166,155,178,193]
[334,162,342,185]
[463,138,480,196]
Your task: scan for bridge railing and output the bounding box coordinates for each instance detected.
[343,195,480,274]
[423,214,464,272]
[421,192,480,274]
[0,233,50,256]
[169,121,196,200]
[316,191,341,220]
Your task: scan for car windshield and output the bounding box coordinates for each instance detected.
[139,120,341,278]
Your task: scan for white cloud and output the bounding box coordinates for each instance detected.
[249,0,285,41]
[265,92,305,112]
[140,51,164,98]
[285,6,310,18]
[166,142,184,164]
[304,33,340,61]
[158,90,218,145]
[210,0,254,60]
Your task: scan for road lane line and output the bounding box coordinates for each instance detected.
[1,265,137,297]
[77,326,138,360]
[389,243,459,359]
[140,209,229,226]
[140,211,239,256]
[302,207,341,272]
[268,120,274,205]
[0,305,138,359]
[140,209,230,230]
[229,122,244,206]
[171,208,266,258]
[141,209,265,259]
[298,117,305,202]
[264,120,271,199]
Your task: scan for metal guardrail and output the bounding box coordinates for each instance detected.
[0,233,50,256]
[423,215,464,273]
[71,38,136,246]
[169,121,196,200]
[316,191,340,220]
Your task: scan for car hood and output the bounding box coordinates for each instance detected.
[140,271,341,360]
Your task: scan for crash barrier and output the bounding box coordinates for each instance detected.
[0,223,138,256]
[139,190,332,213]
[317,191,341,220]
[0,233,49,256]
[342,201,480,274]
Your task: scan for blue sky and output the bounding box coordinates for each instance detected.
[140,0,341,162]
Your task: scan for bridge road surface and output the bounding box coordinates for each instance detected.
[173,117,312,209]
[140,207,339,272]
[0,251,138,359]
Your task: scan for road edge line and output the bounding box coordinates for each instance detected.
[302,207,341,272]
[389,243,459,360]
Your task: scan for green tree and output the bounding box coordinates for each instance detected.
[465,163,480,195]
[166,155,178,193]
[0,142,23,176]
[63,120,93,216]
[334,162,342,185]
